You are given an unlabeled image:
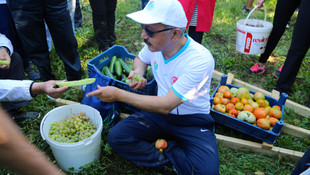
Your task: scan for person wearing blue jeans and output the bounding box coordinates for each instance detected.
[291,148,310,175]
[7,0,82,81]
[86,0,219,174]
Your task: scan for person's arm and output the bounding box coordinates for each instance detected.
[31,80,70,98]
[0,33,13,70]
[86,85,183,114]
[0,108,64,175]
[0,80,69,102]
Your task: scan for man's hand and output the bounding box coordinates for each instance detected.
[0,48,11,69]
[31,80,69,98]
[256,0,266,8]
[128,71,147,90]
[86,85,119,102]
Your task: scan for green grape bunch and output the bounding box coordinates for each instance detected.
[132,74,144,83]
[48,112,97,143]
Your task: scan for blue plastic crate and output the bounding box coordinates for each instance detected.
[210,75,288,144]
[87,45,157,112]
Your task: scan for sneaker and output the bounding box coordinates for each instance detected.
[273,64,283,79]
[25,67,41,80]
[242,5,250,13]
[11,111,40,122]
[245,63,265,74]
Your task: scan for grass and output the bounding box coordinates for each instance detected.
[1,0,309,174]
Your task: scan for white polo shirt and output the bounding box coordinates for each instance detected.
[138,34,214,115]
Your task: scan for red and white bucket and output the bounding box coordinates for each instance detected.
[236,6,273,55]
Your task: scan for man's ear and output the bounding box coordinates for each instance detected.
[171,28,182,41]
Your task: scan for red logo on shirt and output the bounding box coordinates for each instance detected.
[171,76,178,84]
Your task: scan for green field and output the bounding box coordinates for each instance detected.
[1,0,309,174]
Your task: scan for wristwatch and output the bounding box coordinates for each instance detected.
[0,46,10,55]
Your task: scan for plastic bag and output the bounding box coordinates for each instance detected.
[81,72,119,127]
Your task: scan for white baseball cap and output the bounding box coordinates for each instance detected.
[126,0,187,28]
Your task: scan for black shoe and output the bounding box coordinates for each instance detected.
[242,5,251,13]
[11,111,40,122]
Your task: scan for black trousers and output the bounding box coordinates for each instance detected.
[89,0,117,50]
[74,0,83,28]
[188,26,204,44]
[7,0,82,81]
[258,0,310,92]
[272,0,309,92]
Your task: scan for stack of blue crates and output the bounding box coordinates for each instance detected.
[210,75,288,144]
[87,45,157,112]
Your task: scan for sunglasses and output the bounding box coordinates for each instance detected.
[141,25,175,37]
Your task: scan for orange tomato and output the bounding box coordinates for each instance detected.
[257,118,271,130]
[273,105,281,110]
[223,91,233,99]
[213,96,222,105]
[221,98,230,105]
[256,99,266,107]
[253,108,268,119]
[218,85,230,93]
[226,103,235,112]
[269,108,282,119]
[228,109,239,118]
[243,104,254,113]
[268,117,279,127]
[230,97,240,105]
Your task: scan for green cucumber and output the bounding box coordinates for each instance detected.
[118,58,131,75]
[103,66,114,79]
[0,60,10,65]
[109,56,117,74]
[146,66,154,81]
[56,78,96,87]
[114,59,122,77]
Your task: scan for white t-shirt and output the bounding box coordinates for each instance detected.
[138,34,214,115]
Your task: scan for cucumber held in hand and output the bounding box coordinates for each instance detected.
[56,78,96,87]
[0,60,10,65]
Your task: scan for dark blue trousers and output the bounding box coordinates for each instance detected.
[141,0,149,9]
[292,147,310,175]
[0,4,30,69]
[108,111,220,175]
[7,0,82,81]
